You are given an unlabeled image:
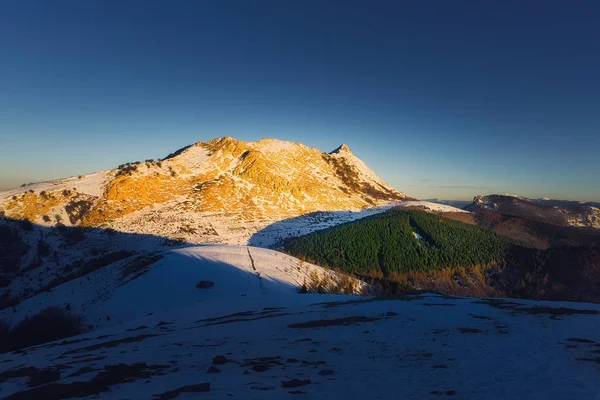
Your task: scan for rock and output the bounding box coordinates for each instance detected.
[212,355,228,365]
[281,379,311,388]
[318,369,335,376]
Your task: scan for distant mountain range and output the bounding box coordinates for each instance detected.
[465,194,600,229]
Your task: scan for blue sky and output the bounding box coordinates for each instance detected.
[1,1,599,201]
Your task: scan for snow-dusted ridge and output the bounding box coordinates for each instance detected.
[397,200,469,213]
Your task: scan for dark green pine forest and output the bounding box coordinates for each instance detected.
[283,208,600,303]
[284,209,509,276]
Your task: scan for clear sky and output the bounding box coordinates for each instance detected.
[1,1,599,201]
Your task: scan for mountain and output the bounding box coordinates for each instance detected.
[0,137,406,329]
[0,137,409,245]
[465,194,600,229]
[530,198,600,209]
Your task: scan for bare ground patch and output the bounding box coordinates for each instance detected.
[289,316,380,328]
[120,253,164,285]
[154,383,211,399]
[3,363,169,400]
[473,299,599,317]
[458,328,484,334]
[0,366,64,387]
[62,334,157,356]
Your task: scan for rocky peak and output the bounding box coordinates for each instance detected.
[330,144,353,155]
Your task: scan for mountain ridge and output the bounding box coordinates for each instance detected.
[0,137,410,245]
[466,194,600,229]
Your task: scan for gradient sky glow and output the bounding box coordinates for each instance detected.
[1,1,599,201]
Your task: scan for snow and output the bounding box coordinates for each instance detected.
[327,144,404,197]
[0,171,112,200]
[0,245,365,330]
[166,144,212,170]
[398,201,469,213]
[253,138,301,154]
[2,293,600,399]
[249,204,402,247]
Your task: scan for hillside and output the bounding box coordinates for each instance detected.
[471,209,600,249]
[283,209,600,302]
[0,137,409,246]
[2,293,600,399]
[284,209,509,275]
[0,245,366,334]
[466,194,600,229]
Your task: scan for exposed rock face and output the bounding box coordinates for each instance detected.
[0,137,408,243]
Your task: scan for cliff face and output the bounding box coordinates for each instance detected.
[0,137,408,243]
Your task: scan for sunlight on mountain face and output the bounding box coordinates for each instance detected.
[1,1,600,398]
[0,137,409,245]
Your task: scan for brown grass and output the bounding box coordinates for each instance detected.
[120,253,164,283]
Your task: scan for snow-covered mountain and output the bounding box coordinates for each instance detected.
[466,194,600,229]
[0,137,406,332]
[0,137,409,245]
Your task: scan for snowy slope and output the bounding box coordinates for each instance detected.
[0,171,112,199]
[0,245,366,330]
[249,203,402,247]
[2,293,600,399]
[398,200,469,213]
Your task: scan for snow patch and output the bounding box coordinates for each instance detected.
[398,201,469,213]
